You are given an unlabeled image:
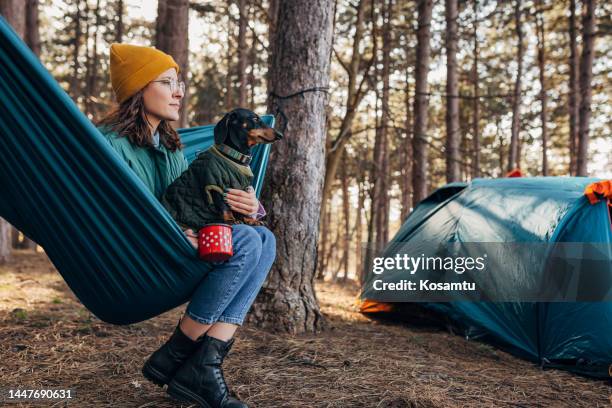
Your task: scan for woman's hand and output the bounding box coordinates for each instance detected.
[183,228,198,249]
[224,186,259,218]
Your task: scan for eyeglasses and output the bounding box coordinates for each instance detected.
[151,79,185,94]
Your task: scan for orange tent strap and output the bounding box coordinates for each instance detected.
[359,299,394,313]
[584,180,612,205]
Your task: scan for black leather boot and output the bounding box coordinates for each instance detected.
[167,335,247,408]
[142,320,203,387]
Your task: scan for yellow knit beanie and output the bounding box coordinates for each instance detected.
[110,43,180,104]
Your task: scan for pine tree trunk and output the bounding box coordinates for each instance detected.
[237,0,248,107]
[316,199,333,281]
[460,116,469,180]
[400,66,412,220]
[371,45,383,251]
[412,0,433,206]
[536,0,548,176]
[576,0,596,177]
[248,21,256,109]
[497,115,504,175]
[371,0,391,251]
[445,0,460,182]
[248,0,334,333]
[365,164,376,282]
[568,0,579,176]
[20,0,39,251]
[507,0,523,172]
[471,0,480,178]
[83,1,92,115]
[0,0,25,36]
[330,220,340,281]
[0,221,10,263]
[25,0,40,56]
[379,0,392,249]
[115,0,124,42]
[11,227,19,248]
[355,175,365,283]
[323,202,332,276]
[156,0,190,127]
[315,197,329,281]
[340,150,350,281]
[225,0,234,111]
[70,0,82,101]
[0,0,26,263]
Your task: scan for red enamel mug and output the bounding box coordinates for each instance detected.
[198,224,233,262]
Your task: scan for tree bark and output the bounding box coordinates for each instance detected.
[371,37,382,251]
[576,0,596,177]
[535,0,548,176]
[315,196,329,280]
[471,0,480,178]
[0,221,10,263]
[115,0,124,42]
[315,196,333,281]
[507,0,523,172]
[25,0,40,56]
[497,115,504,175]
[568,0,579,176]
[445,0,460,182]
[248,10,256,109]
[370,0,391,253]
[20,0,39,251]
[237,0,249,107]
[70,0,82,101]
[0,0,26,263]
[355,167,365,283]
[11,227,19,248]
[225,0,234,111]
[156,0,190,127]
[0,0,25,36]
[340,150,350,281]
[378,0,391,249]
[412,0,433,206]
[265,0,279,103]
[400,69,412,221]
[365,167,376,283]
[460,113,469,179]
[249,0,334,333]
[83,0,92,115]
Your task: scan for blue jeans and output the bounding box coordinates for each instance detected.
[185,225,276,325]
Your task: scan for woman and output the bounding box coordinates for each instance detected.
[97,43,275,408]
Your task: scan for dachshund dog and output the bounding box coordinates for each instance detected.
[161,108,283,232]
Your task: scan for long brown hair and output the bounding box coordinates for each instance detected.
[96,90,183,152]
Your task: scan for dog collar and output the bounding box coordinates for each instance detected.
[214,143,252,165]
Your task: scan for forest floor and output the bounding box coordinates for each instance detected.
[0,250,610,408]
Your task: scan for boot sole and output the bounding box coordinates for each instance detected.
[142,361,171,387]
[167,381,213,408]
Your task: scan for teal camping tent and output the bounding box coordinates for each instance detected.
[361,177,612,378]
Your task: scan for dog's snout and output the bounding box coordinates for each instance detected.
[247,128,282,144]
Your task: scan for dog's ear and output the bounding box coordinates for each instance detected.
[214,112,232,145]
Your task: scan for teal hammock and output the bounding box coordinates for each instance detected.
[0,17,272,325]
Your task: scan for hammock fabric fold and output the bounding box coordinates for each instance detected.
[0,17,272,325]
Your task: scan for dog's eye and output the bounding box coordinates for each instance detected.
[242,122,248,128]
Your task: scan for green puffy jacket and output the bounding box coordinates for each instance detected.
[100,128,188,199]
[160,145,254,231]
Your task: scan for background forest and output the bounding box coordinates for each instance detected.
[0,0,610,331]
